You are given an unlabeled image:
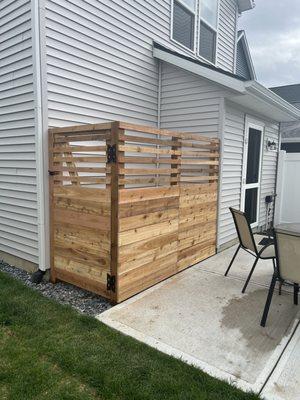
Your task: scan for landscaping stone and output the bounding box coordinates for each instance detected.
[0,261,111,316]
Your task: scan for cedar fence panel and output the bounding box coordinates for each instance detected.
[49,121,219,302]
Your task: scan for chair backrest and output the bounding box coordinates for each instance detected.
[230,208,257,253]
[274,229,300,284]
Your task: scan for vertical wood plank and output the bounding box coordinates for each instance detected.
[171,137,181,185]
[49,131,56,283]
[209,141,218,184]
[49,122,219,303]
[109,122,121,302]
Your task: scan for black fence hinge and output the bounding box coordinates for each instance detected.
[107,144,117,163]
[107,274,116,292]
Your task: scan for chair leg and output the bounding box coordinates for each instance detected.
[261,274,277,327]
[225,245,241,277]
[294,283,299,306]
[242,256,259,294]
[278,281,283,296]
[272,258,276,272]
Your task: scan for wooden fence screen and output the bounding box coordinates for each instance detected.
[49,122,219,303]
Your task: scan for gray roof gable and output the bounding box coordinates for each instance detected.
[270,84,300,139]
[235,31,256,80]
[271,84,300,106]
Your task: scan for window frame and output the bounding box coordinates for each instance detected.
[171,0,197,54]
[198,0,220,65]
[241,117,265,228]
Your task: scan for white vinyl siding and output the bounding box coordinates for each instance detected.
[160,63,224,136]
[217,0,237,72]
[45,0,165,127]
[0,0,38,263]
[44,0,239,131]
[219,104,245,246]
[219,102,279,247]
[259,123,279,228]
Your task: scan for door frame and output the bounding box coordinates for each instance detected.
[241,117,265,228]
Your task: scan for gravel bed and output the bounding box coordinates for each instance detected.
[0,261,111,316]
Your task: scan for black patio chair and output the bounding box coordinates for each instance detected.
[261,228,300,327]
[225,208,276,293]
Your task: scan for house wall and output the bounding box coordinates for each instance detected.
[43,0,238,128]
[103,60,280,250]
[259,121,279,227]
[217,0,238,72]
[160,63,226,136]
[218,104,245,246]
[0,0,39,264]
[0,0,277,269]
[218,101,279,248]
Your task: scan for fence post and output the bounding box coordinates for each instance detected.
[274,150,286,225]
[209,138,219,184]
[108,122,123,303]
[48,130,56,284]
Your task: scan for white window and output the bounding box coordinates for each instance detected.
[199,0,219,63]
[172,0,196,51]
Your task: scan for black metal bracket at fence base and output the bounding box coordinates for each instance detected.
[107,274,116,292]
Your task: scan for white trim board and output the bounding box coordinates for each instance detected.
[153,44,300,122]
[241,118,265,228]
[281,137,300,143]
[170,0,198,55]
[153,45,246,93]
[32,0,48,271]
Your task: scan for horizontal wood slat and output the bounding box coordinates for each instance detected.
[55,133,109,143]
[49,122,219,303]
[119,168,180,175]
[49,122,112,134]
[118,121,219,143]
[52,145,106,153]
[119,133,181,147]
[53,156,106,163]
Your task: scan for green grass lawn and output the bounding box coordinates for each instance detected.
[0,271,260,400]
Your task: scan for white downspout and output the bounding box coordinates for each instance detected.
[31,0,49,272]
[216,98,226,251]
[157,60,162,129]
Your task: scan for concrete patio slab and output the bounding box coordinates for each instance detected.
[261,321,300,400]
[201,238,292,293]
[200,238,274,289]
[98,251,299,394]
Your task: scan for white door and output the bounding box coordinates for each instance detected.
[241,120,264,227]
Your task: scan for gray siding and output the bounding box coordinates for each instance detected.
[217,0,237,72]
[44,0,239,129]
[0,0,38,263]
[219,104,244,246]
[219,102,279,247]
[236,40,251,80]
[146,65,279,249]
[160,63,224,136]
[259,122,279,227]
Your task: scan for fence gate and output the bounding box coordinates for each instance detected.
[49,124,112,298]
